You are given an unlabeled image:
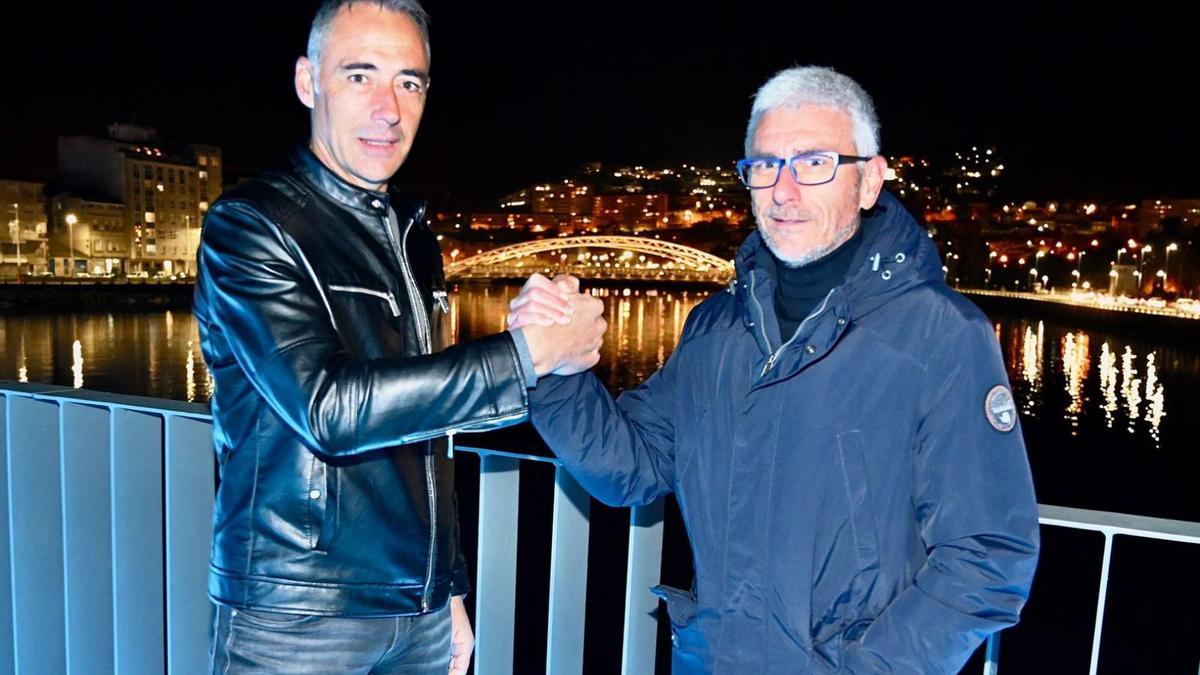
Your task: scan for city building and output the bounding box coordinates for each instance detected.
[57,123,221,276]
[48,193,129,276]
[0,179,50,277]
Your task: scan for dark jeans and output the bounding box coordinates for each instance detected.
[209,603,451,674]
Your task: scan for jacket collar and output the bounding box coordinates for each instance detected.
[287,144,425,221]
[731,191,943,378]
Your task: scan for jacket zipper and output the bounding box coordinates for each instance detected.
[748,270,836,376]
[382,209,438,612]
[433,289,450,314]
[327,284,401,317]
[747,270,775,368]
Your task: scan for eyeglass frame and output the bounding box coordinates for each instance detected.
[735,151,873,189]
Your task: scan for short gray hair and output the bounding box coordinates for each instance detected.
[744,66,880,157]
[307,0,431,71]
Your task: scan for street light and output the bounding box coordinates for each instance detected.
[65,213,78,277]
[185,214,193,276]
[1068,250,1085,289]
[10,202,21,276]
[1138,245,1152,296]
[1113,247,1128,295]
[1165,243,1178,289]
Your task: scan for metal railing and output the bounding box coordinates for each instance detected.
[1024,505,1200,675]
[0,383,666,675]
[2,383,1197,674]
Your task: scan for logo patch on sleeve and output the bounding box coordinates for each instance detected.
[985,385,1017,432]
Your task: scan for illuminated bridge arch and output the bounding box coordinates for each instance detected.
[445,235,734,284]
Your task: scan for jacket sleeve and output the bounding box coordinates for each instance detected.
[840,317,1040,674]
[196,200,529,458]
[527,327,687,507]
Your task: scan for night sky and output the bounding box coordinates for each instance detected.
[3,2,1197,208]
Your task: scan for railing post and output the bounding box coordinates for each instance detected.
[474,454,520,675]
[0,394,11,674]
[165,415,215,675]
[1088,531,1115,675]
[621,498,665,675]
[982,632,1000,675]
[61,402,115,675]
[111,408,165,674]
[6,395,66,674]
[545,467,591,675]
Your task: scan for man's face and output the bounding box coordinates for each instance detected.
[750,104,886,266]
[295,5,429,191]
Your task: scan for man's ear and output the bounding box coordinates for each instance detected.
[295,56,316,110]
[858,155,888,210]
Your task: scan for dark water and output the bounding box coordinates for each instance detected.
[993,316,1199,523]
[1,284,1195,522]
[1,284,1197,672]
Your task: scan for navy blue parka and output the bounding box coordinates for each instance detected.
[529,192,1040,674]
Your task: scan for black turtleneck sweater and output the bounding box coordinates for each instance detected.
[771,225,864,339]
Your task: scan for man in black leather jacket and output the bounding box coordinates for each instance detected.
[195,2,605,673]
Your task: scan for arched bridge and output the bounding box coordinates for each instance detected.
[445,236,734,285]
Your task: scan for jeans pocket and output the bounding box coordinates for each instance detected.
[233,608,320,630]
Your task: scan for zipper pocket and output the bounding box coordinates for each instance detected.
[422,449,437,611]
[328,284,402,317]
[433,289,450,314]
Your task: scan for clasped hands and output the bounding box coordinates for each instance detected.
[507,274,606,377]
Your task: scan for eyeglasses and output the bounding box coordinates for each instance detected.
[735,151,871,189]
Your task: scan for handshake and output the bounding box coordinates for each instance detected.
[508,273,607,377]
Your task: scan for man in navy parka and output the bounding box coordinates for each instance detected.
[514,66,1040,674]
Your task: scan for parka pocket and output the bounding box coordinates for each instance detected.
[651,584,709,672]
[811,431,882,647]
[836,431,881,578]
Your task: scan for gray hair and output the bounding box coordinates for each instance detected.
[307,0,431,72]
[744,66,880,157]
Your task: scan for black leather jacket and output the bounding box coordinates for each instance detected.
[195,146,529,616]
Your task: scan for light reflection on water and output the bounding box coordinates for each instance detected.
[1019,321,1045,417]
[453,283,705,393]
[1060,331,1090,432]
[0,310,215,403]
[0,285,1192,455]
[0,283,706,404]
[1003,319,1177,449]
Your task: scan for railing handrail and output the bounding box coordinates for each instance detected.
[1038,503,1200,543]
